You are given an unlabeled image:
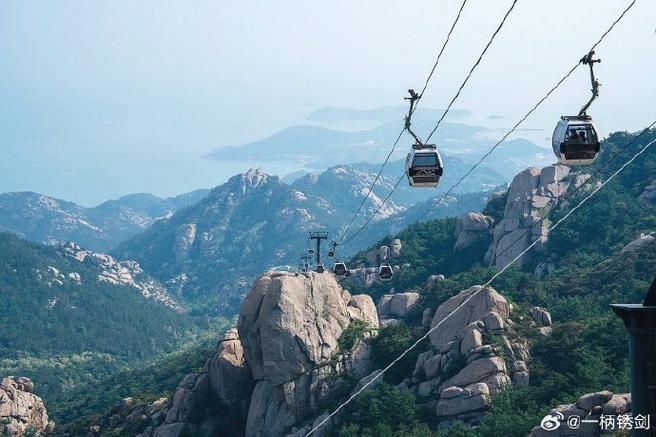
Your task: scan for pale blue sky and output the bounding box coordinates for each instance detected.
[1,0,653,205]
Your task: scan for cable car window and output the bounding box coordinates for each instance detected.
[413,154,438,167]
[566,125,593,144]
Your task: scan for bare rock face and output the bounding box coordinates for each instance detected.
[208,328,253,402]
[529,307,552,326]
[485,165,570,269]
[239,272,351,384]
[377,292,420,320]
[428,286,509,351]
[239,271,378,437]
[173,223,197,264]
[145,271,378,437]
[0,377,50,436]
[390,239,403,257]
[145,329,253,437]
[454,212,494,250]
[407,286,531,428]
[527,391,630,437]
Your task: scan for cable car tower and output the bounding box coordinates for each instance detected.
[308,231,329,273]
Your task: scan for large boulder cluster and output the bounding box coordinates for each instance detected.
[143,271,379,437]
[0,377,51,436]
[454,212,494,250]
[404,286,532,428]
[528,391,631,437]
[485,165,571,269]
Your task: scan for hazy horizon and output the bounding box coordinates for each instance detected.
[1,0,653,205]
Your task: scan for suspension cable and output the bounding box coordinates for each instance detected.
[338,0,518,247]
[424,0,520,143]
[306,2,641,432]
[336,0,469,244]
[349,0,638,237]
[306,129,656,437]
[341,174,405,246]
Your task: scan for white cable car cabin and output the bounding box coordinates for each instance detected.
[552,116,600,165]
[333,262,347,276]
[378,263,393,281]
[405,145,444,188]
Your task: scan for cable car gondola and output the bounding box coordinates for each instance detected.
[403,89,444,188]
[552,116,600,165]
[378,263,393,281]
[315,264,325,274]
[333,262,347,276]
[552,50,602,166]
[406,146,444,188]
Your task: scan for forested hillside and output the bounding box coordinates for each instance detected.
[0,232,205,410]
[332,129,656,435]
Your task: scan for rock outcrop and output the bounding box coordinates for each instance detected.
[0,377,50,436]
[377,292,420,320]
[239,272,377,436]
[454,212,494,250]
[621,232,656,253]
[639,181,656,202]
[407,286,532,428]
[485,165,570,269]
[528,391,630,437]
[145,271,379,437]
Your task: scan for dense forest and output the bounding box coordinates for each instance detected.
[0,232,226,416]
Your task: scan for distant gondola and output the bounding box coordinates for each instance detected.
[378,263,393,281]
[333,262,347,276]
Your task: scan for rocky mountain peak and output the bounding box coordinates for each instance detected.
[143,271,379,437]
[485,164,573,269]
[241,168,271,190]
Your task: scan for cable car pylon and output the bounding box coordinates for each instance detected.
[308,231,328,273]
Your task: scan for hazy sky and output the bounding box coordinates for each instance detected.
[1,0,653,205]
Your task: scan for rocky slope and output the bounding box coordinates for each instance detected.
[0,377,51,436]
[114,167,488,314]
[0,189,208,252]
[527,391,631,437]
[134,271,378,437]
[405,286,546,428]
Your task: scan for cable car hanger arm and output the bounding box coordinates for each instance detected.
[579,50,601,116]
[404,89,425,147]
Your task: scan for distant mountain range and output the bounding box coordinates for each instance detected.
[0,189,209,252]
[206,106,553,179]
[112,164,495,315]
